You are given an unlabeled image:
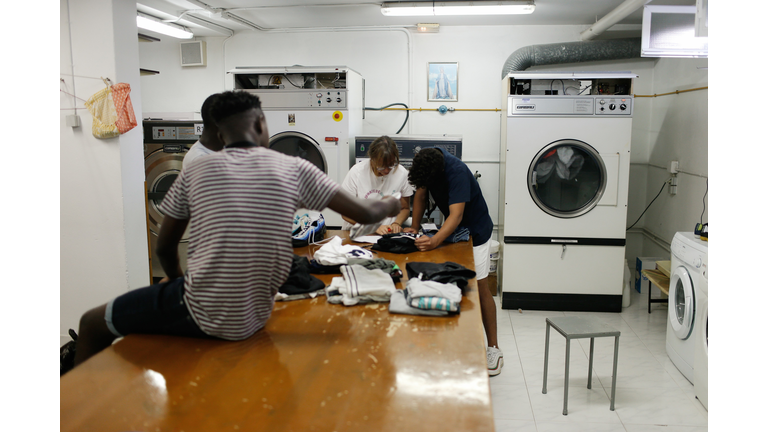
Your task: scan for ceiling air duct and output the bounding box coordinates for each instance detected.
[500,38,641,78]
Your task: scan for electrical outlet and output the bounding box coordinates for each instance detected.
[669,160,679,174]
[66,115,81,128]
[669,176,678,195]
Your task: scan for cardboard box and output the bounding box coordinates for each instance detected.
[635,256,666,293]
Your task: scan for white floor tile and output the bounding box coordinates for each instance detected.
[490,383,535,421]
[488,286,704,431]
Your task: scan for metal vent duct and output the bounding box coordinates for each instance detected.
[501,38,641,78]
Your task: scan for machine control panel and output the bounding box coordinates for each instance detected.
[354,135,462,169]
[595,98,632,115]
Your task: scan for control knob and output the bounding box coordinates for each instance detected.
[326,97,332,103]
[336,98,342,103]
[620,103,627,111]
[609,103,616,110]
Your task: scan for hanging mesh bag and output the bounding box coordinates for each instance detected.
[84,83,137,139]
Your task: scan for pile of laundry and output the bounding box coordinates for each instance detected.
[277,236,476,318]
[390,261,476,316]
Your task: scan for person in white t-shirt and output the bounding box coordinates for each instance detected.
[182,93,226,171]
[341,136,414,234]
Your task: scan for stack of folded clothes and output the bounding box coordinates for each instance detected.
[389,261,476,316]
[420,225,471,243]
[371,233,420,254]
[326,264,396,306]
[276,255,326,301]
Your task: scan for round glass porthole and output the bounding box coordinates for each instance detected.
[269,131,328,175]
[528,139,606,218]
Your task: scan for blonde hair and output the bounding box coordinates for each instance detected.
[368,135,399,174]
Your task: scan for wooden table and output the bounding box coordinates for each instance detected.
[61,231,494,432]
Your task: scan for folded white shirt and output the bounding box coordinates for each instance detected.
[313,236,373,266]
[339,264,396,306]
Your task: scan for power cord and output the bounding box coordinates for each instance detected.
[626,178,669,231]
[365,103,409,134]
[700,177,708,224]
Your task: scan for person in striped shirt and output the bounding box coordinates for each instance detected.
[70,91,401,369]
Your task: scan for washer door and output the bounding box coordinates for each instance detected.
[145,146,190,241]
[528,139,607,218]
[269,131,328,174]
[668,266,696,340]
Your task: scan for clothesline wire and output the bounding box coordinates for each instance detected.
[60,73,112,85]
[60,88,87,102]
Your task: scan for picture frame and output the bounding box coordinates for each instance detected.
[428,62,458,102]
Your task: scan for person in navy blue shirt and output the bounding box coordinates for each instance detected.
[405,147,503,376]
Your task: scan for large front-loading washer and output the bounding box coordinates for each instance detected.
[230,66,363,229]
[142,119,200,281]
[498,72,636,312]
[693,251,708,410]
[667,231,707,383]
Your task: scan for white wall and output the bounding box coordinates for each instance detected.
[137,25,707,267]
[60,0,149,346]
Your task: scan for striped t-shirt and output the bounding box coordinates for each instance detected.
[159,144,340,340]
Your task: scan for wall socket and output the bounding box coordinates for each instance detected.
[668,160,679,174]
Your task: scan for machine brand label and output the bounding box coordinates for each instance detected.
[516,104,535,111]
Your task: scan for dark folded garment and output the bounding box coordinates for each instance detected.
[405,261,476,289]
[280,255,326,295]
[372,233,419,254]
[309,259,342,274]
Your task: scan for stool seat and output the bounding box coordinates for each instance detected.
[543,316,620,415]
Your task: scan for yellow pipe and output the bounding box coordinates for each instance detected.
[381,107,501,112]
[634,86,708,98]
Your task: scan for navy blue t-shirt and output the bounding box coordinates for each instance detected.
[427,148,493,246]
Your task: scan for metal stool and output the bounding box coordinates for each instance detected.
[542,316,620,415]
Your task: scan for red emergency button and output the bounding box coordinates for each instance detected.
[332,111,343,122]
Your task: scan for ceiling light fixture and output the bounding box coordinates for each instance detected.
[137,13,194,39]
[416,23,440,33]
[382,1,536,17]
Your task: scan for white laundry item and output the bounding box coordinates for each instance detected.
[405,278,462,312]
[325,276,347,305]
[338,265,396,306]
[313,236,373,266]
[555,146,584,180]
[534,159,556,184]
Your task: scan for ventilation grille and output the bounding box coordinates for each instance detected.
[180,41,206,67]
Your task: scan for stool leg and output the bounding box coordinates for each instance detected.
[563,338,570,415]
[588,337,594,389]
[542,323,550,394]
[610,335,620,411]
[648,280,651,314]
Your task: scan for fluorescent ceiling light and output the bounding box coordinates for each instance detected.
[137,14,194,39]
[382,1,535,16]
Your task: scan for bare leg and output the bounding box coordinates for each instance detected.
[477,277,498,348]
[73,304,119,367]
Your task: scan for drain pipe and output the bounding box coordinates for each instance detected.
[581,0,652,40]
[500,37,641,78]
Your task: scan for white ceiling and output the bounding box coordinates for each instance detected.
[136,0,695,39]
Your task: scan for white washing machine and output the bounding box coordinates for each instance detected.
[230,66,364,228]
[693,248,708,409]
[667,232,707,383]
[498,71,635,312]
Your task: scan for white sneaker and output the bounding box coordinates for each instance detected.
[487,346,503,376]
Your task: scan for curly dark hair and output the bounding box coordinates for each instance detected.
[408,148,444,189]
[209,91,262,124]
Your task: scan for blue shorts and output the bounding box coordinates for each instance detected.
[105,277,212,339]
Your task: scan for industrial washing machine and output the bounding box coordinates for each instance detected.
[230,66,364,229]
[498,71,636,312]
[143,119,201,281]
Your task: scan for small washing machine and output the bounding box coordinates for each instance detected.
[498,71,636,312]
[230,66,364,229]
[693,251,708,409]
[667,231,708,383]
[142,119,201,280]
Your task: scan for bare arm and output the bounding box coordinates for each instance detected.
[155,215,189,280]
[376,196,411,234]
[414,202,464,251]
[404,188,427,233]
[327,189,401,224]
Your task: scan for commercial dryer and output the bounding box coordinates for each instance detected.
[498,71,636,312]
[230,66,364,229]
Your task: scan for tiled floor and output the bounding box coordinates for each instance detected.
[489,288,708,432]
